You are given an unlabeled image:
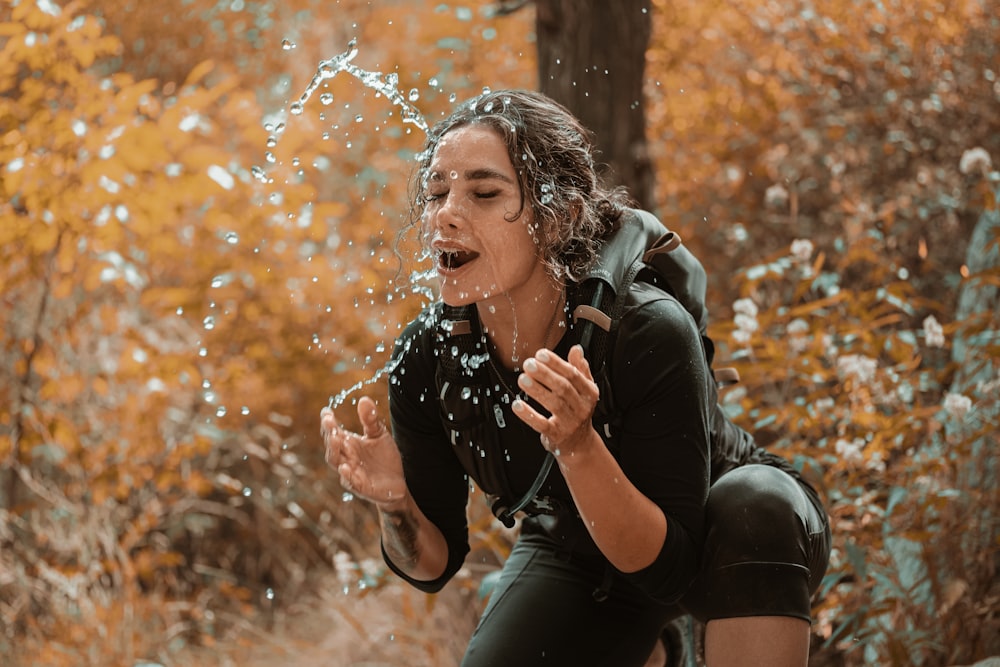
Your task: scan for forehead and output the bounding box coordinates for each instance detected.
[428,125,513,174]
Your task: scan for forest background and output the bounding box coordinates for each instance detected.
[1,0,997,666]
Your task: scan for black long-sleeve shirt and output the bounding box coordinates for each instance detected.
[384,279,799,604]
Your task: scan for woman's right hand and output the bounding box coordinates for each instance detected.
[321,396,408,510]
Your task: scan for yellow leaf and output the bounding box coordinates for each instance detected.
[185,59,216,87]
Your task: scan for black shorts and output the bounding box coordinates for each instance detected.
[460,464,831,667]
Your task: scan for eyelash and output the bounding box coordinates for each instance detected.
[423,190,500,203]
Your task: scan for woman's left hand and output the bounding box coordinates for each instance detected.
[512,344,600,457]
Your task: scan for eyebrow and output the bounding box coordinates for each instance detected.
[428,168,516,184]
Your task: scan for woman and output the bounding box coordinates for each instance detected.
[321,89,830,666]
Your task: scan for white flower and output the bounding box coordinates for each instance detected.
[923,315,945,348]
[787,318,809,353]
[787,318,809,335]
[734,313,759,333]
[814,397,835,413]
[790,239,814,262]
[959,147,992,176]
[835,437,865,465]
[733,298,759,318]
[943,392,973,421]
[836,354,878,385]
[765,183,790,209]
[732,329,752,344]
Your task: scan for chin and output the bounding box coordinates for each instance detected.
[438,281,493,308]
[438,285,475,308]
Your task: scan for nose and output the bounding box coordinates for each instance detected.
[432,190,466,229]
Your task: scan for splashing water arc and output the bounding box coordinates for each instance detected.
[290,38,428,133]
[276,39,437,410]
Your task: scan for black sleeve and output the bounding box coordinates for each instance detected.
[384,312,471,593]
[610,285,712,603]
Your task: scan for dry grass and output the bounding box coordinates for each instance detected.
[176,572,483,667]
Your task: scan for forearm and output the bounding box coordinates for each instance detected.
[378,496,451,582]
[557,429,668,573]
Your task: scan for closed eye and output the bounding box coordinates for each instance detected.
[475,190,500,199]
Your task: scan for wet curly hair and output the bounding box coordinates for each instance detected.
[404,88,632,282]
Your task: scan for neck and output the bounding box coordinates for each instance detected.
[478,285,567,371]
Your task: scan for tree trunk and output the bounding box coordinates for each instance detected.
[535,0,655,210]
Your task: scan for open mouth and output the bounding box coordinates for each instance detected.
[438,249,480,270]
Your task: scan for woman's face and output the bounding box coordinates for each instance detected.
[422,124,552,310]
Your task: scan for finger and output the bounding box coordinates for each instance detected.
[321,409,344,468]
[357,396,386,439]
[320,406,336,436]
[518,356,588,413]
[567,344,594,382]
[511,398,556,445]
[518,354,566,395]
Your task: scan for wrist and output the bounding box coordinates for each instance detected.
[376,491,411,515]
[554,427,603,470]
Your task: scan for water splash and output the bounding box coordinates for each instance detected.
[327,357,402,410]
[287,38,428,133]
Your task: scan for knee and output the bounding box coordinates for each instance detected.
[704,466,806,560]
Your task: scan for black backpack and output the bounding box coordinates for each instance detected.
[438,208,736,527]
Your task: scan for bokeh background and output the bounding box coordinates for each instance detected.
[1,1,997,665]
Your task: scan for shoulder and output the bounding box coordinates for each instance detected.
[605,282,711,401]
[620,282,702,348]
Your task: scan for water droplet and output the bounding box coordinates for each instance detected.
[290,101,304,115]
[320,92,334,105]
[265,587,275,600]
[224,231,239,245]
[216,406,227,417]
[281,39,296,50]
[408,88,420,102]
[242,487,253,497]
[342,492,355,502]
[203,316,216,330]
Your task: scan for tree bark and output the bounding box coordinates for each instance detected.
[535,0,655,210]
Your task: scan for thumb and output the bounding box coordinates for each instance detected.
[357,396,386,438]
